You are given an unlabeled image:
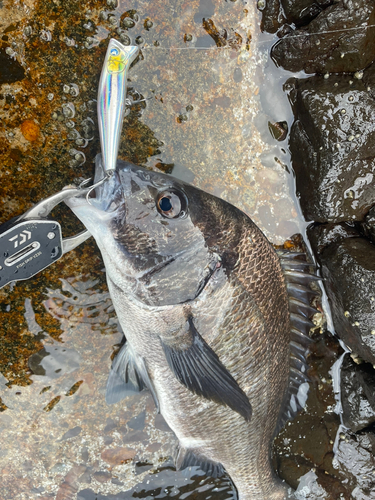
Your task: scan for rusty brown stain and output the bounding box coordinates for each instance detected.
[65,380,83,396]
[43,395,61,412]
[20,120,40,142]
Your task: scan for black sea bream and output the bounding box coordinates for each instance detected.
[66,155,316,499]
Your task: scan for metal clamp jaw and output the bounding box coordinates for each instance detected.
[23,186,91,254]
[0,186,92,289]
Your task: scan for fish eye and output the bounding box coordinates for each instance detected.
[156,190,187,219]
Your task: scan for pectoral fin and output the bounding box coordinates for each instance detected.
[106,341,160,411]
[161,317,252,421]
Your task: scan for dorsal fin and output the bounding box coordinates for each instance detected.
[275,250,319,434]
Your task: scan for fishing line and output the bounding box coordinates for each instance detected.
[132,23,375,50]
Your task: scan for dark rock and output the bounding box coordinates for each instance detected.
[341,354,375,432]
[154,413,171,432]
[281,0,333,26]
[103,418,117,433]
[135,461,153,475]
[364,61,375,100]
[360,206,375,243]
[273,330,343,492]
[308,223,375,364]
[268,121,288,141]
[81,447,89,462]
[306,222,359,254]
[259,0,284,34]
[334,430,375,495]
[78,470,91,484]
[357,430,375,454]
[272,0,375,74]
[288,75,375,222]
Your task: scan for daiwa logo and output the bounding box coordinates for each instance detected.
[9,230,32,248]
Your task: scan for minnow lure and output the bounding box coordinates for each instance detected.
[97,39,139,176]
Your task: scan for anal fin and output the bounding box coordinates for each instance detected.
[175,445,225,478]
[106,341,159,411]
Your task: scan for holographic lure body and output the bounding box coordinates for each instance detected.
[97,39,139,175]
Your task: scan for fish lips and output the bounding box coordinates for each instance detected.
[66,155,124,215]
[90,154,124,213]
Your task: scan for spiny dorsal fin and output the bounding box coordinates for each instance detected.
[276,251,319,434]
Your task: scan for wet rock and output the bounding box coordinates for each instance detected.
[28,346,81,378]
[154,413,171,432]
[340,354,375,432]
[308,223,375,364]
[259,0,284,34]
[56,465,87,500]
[273,330,343,492]
[281,0,333,27]
[92,471,111,483]
[360,206,375,243]
[364,61,375,100]
[272,0,375,74]
[288,75,375,222]
[334,430,375,497]
[20,120,40,142]
[295,470,330,500]
[268,120,288,141]
[306,222,359,254]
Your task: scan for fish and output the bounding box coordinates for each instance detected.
[66,154,316,500]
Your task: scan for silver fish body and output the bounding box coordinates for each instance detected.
[66,156,312,499]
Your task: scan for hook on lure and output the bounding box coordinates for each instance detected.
[84,173,112,206]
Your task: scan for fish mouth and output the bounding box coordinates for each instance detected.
[88,154,124,212]
[66,154,124,213]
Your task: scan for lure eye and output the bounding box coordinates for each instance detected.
[156,190,187,219]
